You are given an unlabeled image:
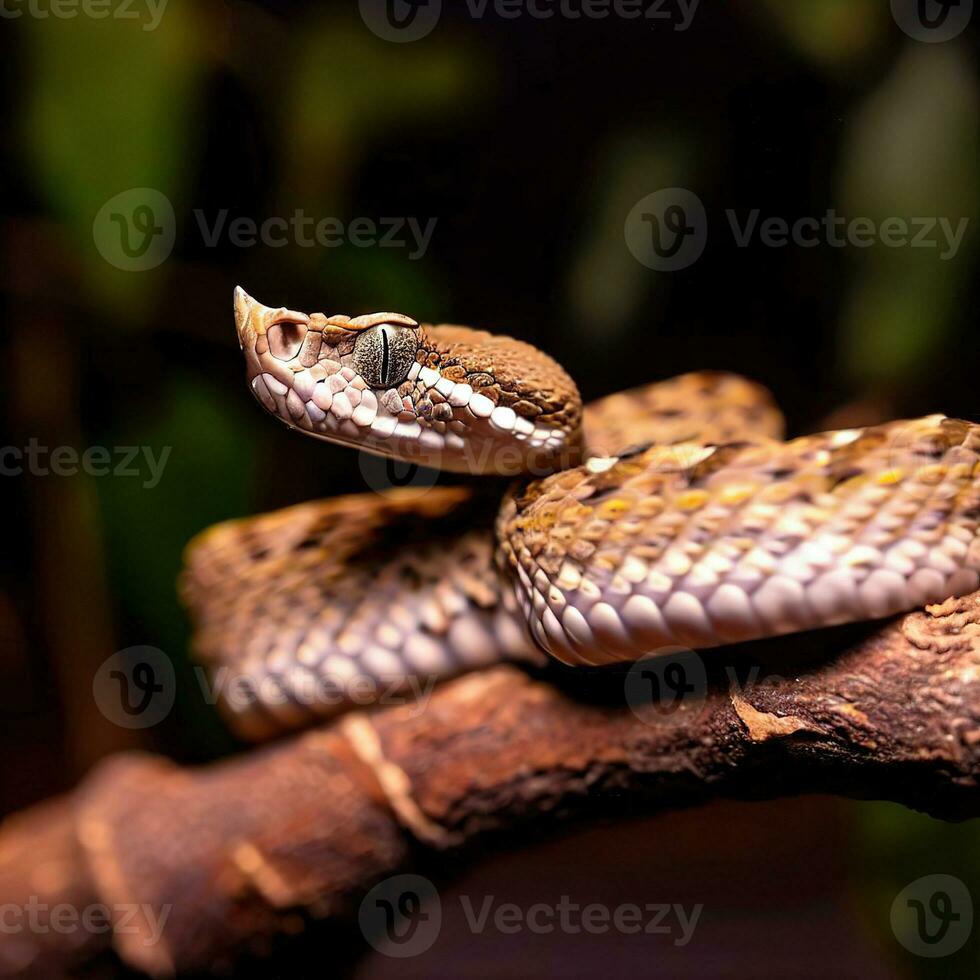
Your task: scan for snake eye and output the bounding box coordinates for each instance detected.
[352,324,419,389]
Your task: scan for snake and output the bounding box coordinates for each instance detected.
[181,288,980,739]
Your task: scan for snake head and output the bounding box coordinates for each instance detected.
[233,287,584,476]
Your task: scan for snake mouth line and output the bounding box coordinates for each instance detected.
[254,394,582,477]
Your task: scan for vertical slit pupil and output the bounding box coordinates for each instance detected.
[380,327,391,387]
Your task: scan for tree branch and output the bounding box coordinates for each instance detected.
[2,591,979,977]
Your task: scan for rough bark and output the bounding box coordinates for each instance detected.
[2,591,979,977]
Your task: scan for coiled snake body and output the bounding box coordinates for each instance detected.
[182,290,980,739]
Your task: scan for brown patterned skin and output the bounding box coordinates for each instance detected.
[584,372,785,457]
[419,325,583,434]
[497,416,980,666]
[182,487,535,740]
[183,370,785,739]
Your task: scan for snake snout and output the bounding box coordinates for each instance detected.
[233,285,256,349]
[234,285,271,354]
[233,286,310,350]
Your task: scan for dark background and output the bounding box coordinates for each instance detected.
[0,0,978,976]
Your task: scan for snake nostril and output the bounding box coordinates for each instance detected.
[268,321,308,361]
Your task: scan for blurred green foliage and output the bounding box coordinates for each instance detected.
[568,132,699,336]
[22,1,207,316]
[95,376,259,749]
[755,0,884,67]
[839,43,978,383]
[851,802,980,978]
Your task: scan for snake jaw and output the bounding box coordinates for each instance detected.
[232,288,583,476]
